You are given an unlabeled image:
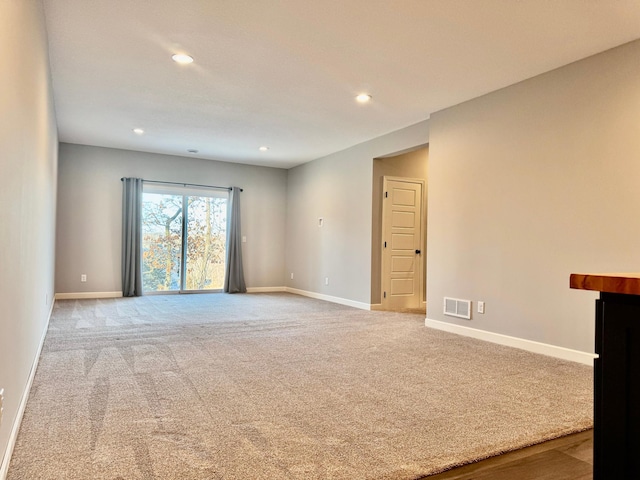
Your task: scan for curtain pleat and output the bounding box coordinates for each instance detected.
[122,177,143,296]
[224,187,247,293]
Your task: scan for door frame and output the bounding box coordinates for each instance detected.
[380,176,426,311]
[141,185,229,294]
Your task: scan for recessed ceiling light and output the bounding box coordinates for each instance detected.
[187,149,199,154]
[259,146,269,152]
[172,53,194,64]
[133,128,144,135]
[355,93,372,103]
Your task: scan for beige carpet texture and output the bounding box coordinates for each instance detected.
[8,293,593,479]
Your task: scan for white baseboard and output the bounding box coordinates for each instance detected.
[424,317,597,366]
[285,287,371,311]
[54,291,123,300]
[246,286,286,293]
[0,299,53,479]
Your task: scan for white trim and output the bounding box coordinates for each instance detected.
[285,287,371,310]
[246,286,287,293]
[0,300,53,479]
[54,291,123,300]
[424,317,597,366]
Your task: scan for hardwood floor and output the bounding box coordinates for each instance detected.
[423,430,593,480]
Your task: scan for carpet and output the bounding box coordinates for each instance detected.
[7,293,593,479]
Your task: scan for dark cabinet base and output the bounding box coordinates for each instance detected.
[595,292,640,479]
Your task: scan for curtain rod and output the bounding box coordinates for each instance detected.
[120,178,243,192]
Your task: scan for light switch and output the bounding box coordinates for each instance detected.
[242,236,246,243]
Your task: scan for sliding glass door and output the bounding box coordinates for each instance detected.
[184,195,227,290]
[141,186,228,293]
[141,192,183,291]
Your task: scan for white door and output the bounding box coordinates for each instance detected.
[381,177,424,310]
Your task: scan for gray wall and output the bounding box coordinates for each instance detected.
[286,121,429,304]
[427,39,640,353]
[0,0,58,467]
[56,144,287,293]
[371,147,429,305]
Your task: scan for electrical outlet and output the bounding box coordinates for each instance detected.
[81,274,87,282]
[0,388,4,427]
[290,273,294,280]
[325,277,329,286]
[478,301,485,314]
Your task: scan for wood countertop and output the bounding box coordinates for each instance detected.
[570,273,640,295]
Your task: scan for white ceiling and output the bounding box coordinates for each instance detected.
[44,1,640,169]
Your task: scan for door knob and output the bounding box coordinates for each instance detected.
[415,249,421,254]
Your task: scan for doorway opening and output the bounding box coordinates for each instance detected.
[141,185,229,293]
[371,145,428,312]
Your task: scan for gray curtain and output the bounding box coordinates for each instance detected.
[224,187,247,293]
[122,177,143,297]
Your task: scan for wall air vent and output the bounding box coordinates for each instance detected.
[443,297,471,319]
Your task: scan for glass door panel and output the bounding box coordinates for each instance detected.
[141,187,228,294]
[185,196,228,290]
[141,193,183,292]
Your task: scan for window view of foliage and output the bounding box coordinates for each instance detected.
[142,193,183,291]
[185,196,227,290]
[142,193,227,292]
